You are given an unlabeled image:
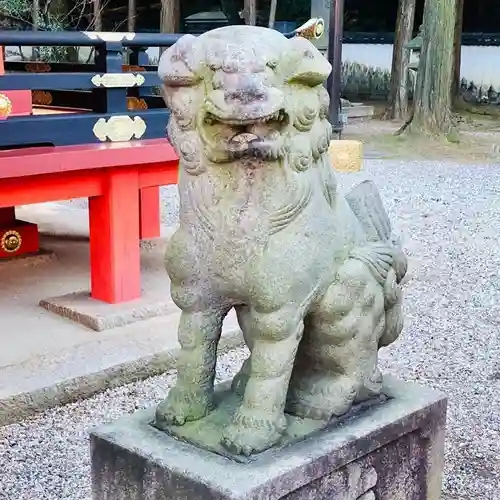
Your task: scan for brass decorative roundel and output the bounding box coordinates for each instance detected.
[314,18,325,38]
[0,93,12,118]
[1,230,22,253]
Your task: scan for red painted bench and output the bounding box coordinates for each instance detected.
[0,139,178,303]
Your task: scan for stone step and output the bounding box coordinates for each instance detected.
[0,307,242,426]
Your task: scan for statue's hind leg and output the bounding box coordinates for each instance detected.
[221,306,304,455]
[286,259,386,420]
[155,285,230,427]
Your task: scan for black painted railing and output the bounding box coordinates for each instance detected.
[0,28,303,149]
[0,31,182,148]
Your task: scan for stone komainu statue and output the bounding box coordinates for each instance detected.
[155,25,408,456]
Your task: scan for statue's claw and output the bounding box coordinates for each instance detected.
[221,409,286,456]
[155,386,214,428]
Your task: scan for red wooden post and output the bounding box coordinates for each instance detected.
[0,207,15,225]
[88,168,141,303]
[139,186,161,239]
[0,51,39,257]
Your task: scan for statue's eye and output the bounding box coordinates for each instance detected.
[158,34,201,87]
[267,60,277,69]
[159,61,200,87]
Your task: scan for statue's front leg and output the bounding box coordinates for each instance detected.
[155,306,227,428]
[221,307,304,455]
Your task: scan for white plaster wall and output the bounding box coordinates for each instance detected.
[342,43,500,87]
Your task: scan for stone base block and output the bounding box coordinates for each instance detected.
[90,377,447,500]
[40,290,178,331]
[329,139,363,172]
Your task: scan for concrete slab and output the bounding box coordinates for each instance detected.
[40,290,179,331]
[0,311,242,426]
[0,231,242,426]
[0,248,56,269]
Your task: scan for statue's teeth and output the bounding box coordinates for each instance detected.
[230,133,259,145]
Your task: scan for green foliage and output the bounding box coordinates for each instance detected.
[0,0,79,61]
[0,0,66,29]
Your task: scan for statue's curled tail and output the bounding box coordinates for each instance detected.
[346,180,408,348]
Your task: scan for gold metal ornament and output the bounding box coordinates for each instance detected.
[91,73,145,88]
[122,65,145,72]
[1,230,22,253]
[294,18,325,40]
[127,97,148,111]
[32,90,53,106]
[25,62,51,73]
[0,93,12,119]
[92,115,147,142]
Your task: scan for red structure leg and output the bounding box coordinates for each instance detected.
[0,206,39,258]
[0,207,15,225]
[139,186,161,239]
[89,168,141,303]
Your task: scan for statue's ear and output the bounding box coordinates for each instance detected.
[158,34,201,87]
[285,37,331,87]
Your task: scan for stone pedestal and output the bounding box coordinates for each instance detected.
[90,377,446,500]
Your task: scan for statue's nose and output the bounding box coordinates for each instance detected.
[213,71,272,106]
[224,85,268,105]
[208,70,284,121]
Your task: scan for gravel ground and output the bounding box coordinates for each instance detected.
[2,159,500,499]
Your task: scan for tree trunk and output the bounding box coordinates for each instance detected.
[47,0,68,23]
[128,0,137,32]
[451,0,464,104]
[160,0,180,33]
[243,0,257,25]
[93,0,102,30]
[268,0,277,28]
[382,0,416,121]
[408,0,457,136]
[32,0,40,30]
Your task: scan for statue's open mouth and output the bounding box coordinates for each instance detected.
[204,109,288,127]
[202,109,288,159]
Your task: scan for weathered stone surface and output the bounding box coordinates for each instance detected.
[90,377,447,500]
[40,290,179,331]
[155,24,409,456]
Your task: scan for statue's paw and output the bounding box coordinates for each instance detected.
[155,386,213,428]
[286,375,359,420]
[285,398,332,420]
[221,409,286,456]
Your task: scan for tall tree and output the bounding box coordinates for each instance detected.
[161,0,180,33]
[268,0,277,28]
[242,0,257,25]
[406,0,457,137]
[382,0,416,121]
[93,0,102,30]
[32,0,40,30]
[127,0,136,31]
[451,0,464,104]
